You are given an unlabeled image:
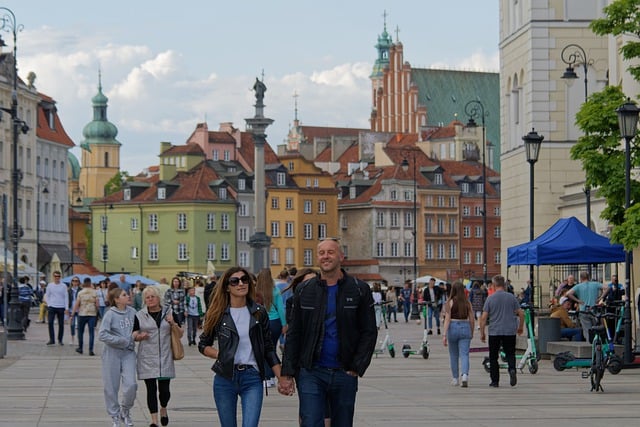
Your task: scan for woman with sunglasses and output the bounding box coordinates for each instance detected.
[198,267,282,427]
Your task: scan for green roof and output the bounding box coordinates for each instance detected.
[411,69,500,171]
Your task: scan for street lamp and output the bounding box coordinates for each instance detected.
[36,181,49,275]
[523,128,543,310]
[401,152,419,320]
[102,203,113,274]
[0,7,30,340]
[465,100,488,285]
[616,99,640,364]
[561,43,593,230]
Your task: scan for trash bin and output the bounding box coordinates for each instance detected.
[537,317,561,354]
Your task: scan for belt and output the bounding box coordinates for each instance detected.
[234,364,253,371]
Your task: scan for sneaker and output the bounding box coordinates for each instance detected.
[489,382,499,388]
[58,341,64,346]
[120,408,134,427]
[111,416,121,427]
[450,378,459,386]
[509,369,517,387]
[461,374,468,388]
[75,348,83,354]
[89,351,95,356]
[427,330,433,335]
[46,341,55,346]
[437,328,441,335]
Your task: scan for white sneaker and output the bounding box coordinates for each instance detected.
[450,378,459,386]
[120,409,134,427]
[461,374,468,388]
[111,416,121,427]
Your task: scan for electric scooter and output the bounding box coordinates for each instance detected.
[482,303,540,374]
[373,302,395,358]
[402,303,430,359]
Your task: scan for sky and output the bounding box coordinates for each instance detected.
[3,1,499,174]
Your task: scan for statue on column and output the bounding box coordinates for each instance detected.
[253,77,266,103]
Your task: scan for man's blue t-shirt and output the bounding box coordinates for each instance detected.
[317,284,340,368]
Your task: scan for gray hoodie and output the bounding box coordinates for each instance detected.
[99,306,136,352]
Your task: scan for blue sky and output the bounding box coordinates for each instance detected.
[3,1,499,173]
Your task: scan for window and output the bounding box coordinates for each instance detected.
[223,150,230,161]
[238,202,249,217]
[207,213,216,230]
[474,206,483,216]
[376,242,385,257]
[449,218,456,234]
[461,183,469,193]
[286,198,294,210]
[494,207,501,216]
[475,226,483,238]
[463,226,470,238]
[495,251,501,264]
[390,212,399,227]
[437,217,445,234]
[239,227,249,242]
[462,206,470,216]
[390,190,398,201]
[318,224,327,240]
[238,179,245,190]
[449,244,457,259]
[239,251,250,267]
[277,172,286,186]
[130,218,138,230]
[425,195,433,206]
[178,243,188,261]
[434,173,443,185]
[285,222,294,237]
[437,196,445,207]
[207,243,216,260]
[494,226,501,238]
[437,244,445,259]
[303,249,313,266]
[271,197,279,209]
[463,252,471,264]
[426,244,433,259]
[131,247,138,259]
[405,211,413,228]
[221,214,230,230]
[477,183,484,194]
[148,214,158,231]
[148,243,158,261]
[271,248,280,264]
[318,200,326,214]
[391,242,399,257]
[475,251,483,264]
[271,221,280,237]
[158,187,166,200]
[404,242,412,257]
[405,191,413,201]
[340,215,348,229]
[449,196,456,207]
[304,224,312,240]
[178,213,187,230]
[285,248,295,265]
[425,217,432,233]
[306,178,312,188]
[124,188,131,201]
[101,215,108,232]
[304,200,312,213]
[221,243,230,261]
[288,161,294,171]
[313,178,319,188]
[376,212,385,227]
[213,150,219,161]
[219,187,227,200]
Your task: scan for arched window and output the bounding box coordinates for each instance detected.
[104,152,109,167]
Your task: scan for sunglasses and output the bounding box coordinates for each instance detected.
[228,275,250,286]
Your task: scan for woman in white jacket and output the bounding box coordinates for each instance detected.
[99,288,137,427]
[133,286,183,427]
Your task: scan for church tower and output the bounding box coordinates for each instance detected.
[78,72,121,199]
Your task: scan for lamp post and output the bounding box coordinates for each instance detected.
[102,202,110,275]
[465,100,488,284]
[36,181,49,275]
[0,7,30,340]
[615,99,640,364]
[523,128,543,311]
[561,43,593,230]
[401,151,419,320]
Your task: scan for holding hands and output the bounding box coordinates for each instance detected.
[277,376,295,396]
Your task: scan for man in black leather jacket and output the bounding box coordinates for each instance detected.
[279,238,377,426]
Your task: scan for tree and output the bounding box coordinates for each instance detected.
[104,171,131,196]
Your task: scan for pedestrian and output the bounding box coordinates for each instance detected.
[99,287,137,427]
[479,275,524,388]
[96,280,109,319]
[133,280,145,311]
[469,281,487,324]
[255,268,287,388]
[68,276,81,344]
[385,285,398,322]
[279,238,377,426]
[18,276,34,331]
[198,267,282,427]
[442,281,474,387]
[422,277,443,335]
[45,271,69,346]
[71,277,99,356]
[372,282,383,329]
[185,286,204,346]
[37,280,48,323]
[133,286,183,427]
[164,277,186,324]
[565,271,607,343]
[399,280,413,322]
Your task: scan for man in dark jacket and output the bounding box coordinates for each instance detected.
[279,238,377,426]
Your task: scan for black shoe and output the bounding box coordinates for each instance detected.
[489,382,499,388]
[46,341,55,346]
[427,330,433,335]
[75,348,82,354]
[509,369,517,387]
[150,424,159,427]
[59,342,64,346]
[160,413,168,426]
[437,329,441,335]
[89,351,95,356]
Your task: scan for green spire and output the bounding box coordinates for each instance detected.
[371,10,393,78]
[80,69,121,150]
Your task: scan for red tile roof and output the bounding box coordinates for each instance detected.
[36,93,75,147]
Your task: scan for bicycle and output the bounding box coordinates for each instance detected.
[553,305,622,392]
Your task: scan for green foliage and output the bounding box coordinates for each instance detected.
[104,171,131,196]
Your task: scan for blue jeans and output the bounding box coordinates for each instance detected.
[47,307,65,343]
[446,321,472,379]
[213,366,263,427]
[561,327,583,342]
[297,367,358,427]
[403,301,411,322]
[427,305,441,330]
[265,318,282,379]
[77,315,96,352]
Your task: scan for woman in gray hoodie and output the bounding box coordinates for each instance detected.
[99,287,137,427]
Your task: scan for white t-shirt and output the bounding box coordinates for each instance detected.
[230,306,257,368]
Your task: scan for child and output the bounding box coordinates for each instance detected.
[99,288,137,427]
[185,286,204,346]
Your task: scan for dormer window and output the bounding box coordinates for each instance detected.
[123,188,131,201]
[288,161,294,171]
[277,172,286,186]
[238,179,245,190]
[158,187,166,200]
[213,150,219,161]
[434,173,443,185]
[477,183,484,194]
[219,187,227,200]
[461,183,469,193]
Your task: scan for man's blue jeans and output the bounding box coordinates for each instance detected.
[297,367,358,427]
[427,305,441,330]
[213,366,263,427]
[561,327,583,342]
[77,315,96,352]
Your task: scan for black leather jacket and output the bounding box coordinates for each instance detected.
[198,299,280,380]
[281,270,377,378]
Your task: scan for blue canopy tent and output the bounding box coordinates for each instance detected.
[507,216,624,266]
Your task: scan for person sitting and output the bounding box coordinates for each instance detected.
[550,296,583,341]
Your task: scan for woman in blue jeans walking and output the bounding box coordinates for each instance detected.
[198,267,282,427]
[442,281,474,387]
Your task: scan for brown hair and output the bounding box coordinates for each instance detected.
[282,268,319,294]
[107,287,126,306]
[255,268,274,311]
[202,267,255,335]
[449,280,470,319]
